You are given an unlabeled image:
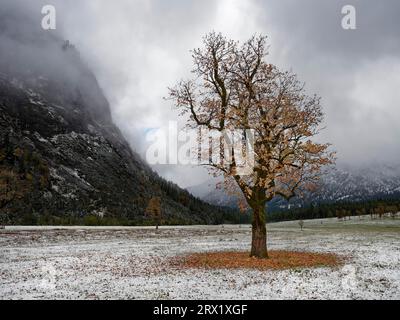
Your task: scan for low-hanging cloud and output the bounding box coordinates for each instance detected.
[1,0,399,187]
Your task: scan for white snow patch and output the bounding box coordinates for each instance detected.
[1,218,399,300]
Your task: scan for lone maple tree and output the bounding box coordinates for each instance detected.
[168,32,334,258]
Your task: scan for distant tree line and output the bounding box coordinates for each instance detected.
[0,143,244,226]
[267,198,400,222]
[1,144,399,226]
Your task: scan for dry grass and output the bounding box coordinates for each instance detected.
[173,250,343,271]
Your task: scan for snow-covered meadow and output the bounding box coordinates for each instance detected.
[1,217,399,300]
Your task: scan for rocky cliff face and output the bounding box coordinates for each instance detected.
[0,9,237,225]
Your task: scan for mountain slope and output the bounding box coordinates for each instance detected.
[0,9,237,225]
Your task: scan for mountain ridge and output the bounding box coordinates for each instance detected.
[0,14,238,225]
[187,164,400,211]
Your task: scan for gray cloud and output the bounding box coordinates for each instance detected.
[1,0,399,187]
[254,0,400,167]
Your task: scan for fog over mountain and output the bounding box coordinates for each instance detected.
[188,164,400,211]
[1,0,400,190]
[0,1,239,223]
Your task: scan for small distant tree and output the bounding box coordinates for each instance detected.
[387,206,397,219]
[343,209,349,221]
[376,206,385,219]
[298,220,304,231]
[358,208,366,219]
[337,209,347,221]
[168,32,334,258]
[370,208,375,220]
[145,197,162,230]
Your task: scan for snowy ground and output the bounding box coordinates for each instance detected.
[1,217,399,300]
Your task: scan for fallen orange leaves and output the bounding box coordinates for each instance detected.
[172,250,343,271]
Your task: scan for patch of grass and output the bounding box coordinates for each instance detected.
[172,250,343,271]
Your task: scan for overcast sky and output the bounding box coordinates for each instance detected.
[3,0,400,187]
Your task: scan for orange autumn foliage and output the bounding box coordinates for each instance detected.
[173,250,343,271]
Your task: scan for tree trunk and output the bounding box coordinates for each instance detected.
[250,205,268,258]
